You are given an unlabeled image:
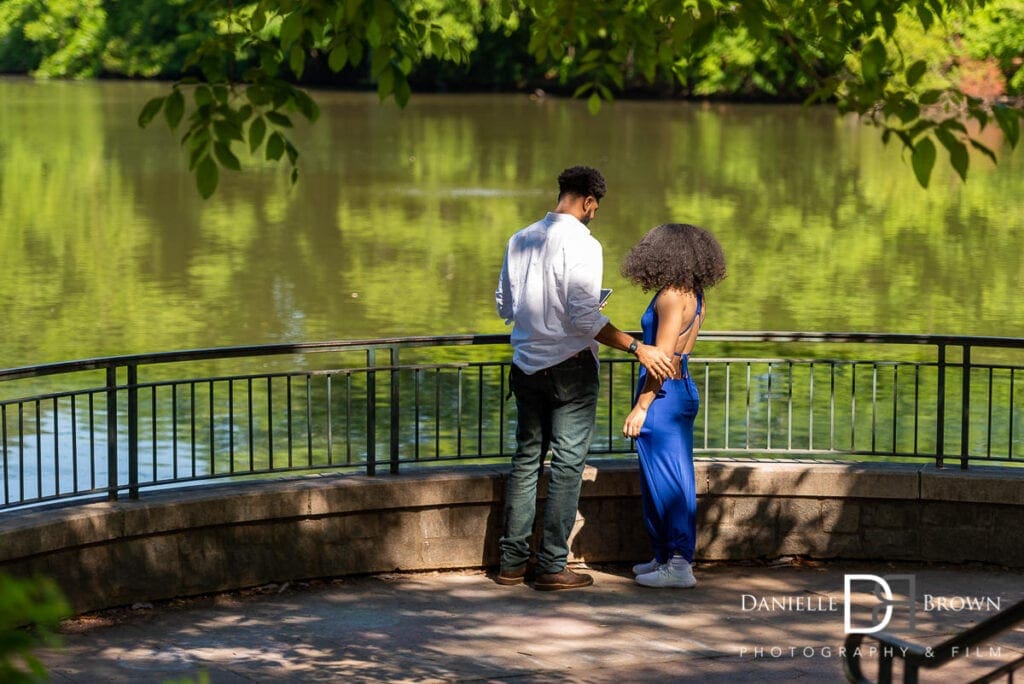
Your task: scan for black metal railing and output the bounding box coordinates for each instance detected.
[843,598,1024,683]
[2,331,1023,510]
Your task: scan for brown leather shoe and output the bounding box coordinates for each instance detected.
[495,564,529,586]
[533,568,594,591]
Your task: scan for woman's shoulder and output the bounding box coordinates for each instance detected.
[654,286,696,308]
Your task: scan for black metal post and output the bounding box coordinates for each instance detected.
[390,346,400,475]
[936,344,946,469]
[366,348,376,476]
[106,366,118,500]
[127,364,139,499]
[961,344,971,470]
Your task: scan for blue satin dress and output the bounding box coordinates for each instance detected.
[634,290,702,563]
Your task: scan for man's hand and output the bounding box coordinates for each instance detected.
[634,343,673,381]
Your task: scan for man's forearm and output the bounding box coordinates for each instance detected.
[594,322,637,353]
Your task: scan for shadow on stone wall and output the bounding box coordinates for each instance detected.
[2,459,1023,613]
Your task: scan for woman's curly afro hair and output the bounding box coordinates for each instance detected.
[621,223,727,294]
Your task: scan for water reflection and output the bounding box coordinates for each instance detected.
[1,78,1022,373]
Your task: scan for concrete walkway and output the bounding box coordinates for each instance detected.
[36,560,1024,683]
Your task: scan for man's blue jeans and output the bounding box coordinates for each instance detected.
[500,352,599,575]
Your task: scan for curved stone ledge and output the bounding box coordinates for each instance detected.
[1,460,1022,613]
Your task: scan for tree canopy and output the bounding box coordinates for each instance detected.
[4,0,1022,196]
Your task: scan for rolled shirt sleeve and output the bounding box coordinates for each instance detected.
[564,234,610,337]
[495,249,513,323]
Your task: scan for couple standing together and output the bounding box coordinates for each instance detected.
[494,166,727,591]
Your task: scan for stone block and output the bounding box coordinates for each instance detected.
[0,505,125,560]
[920,466,1024,505]
[777,527,831,556]
[698,525,755,560]
[705,461,919,499]
[862,528,921,560]
[420,537,486,568]
[580,459,643,497]
[818,499,860,533]
[861,502,920,530]
[698,496,730,526]
[727,496,783,527]
[920,501,991,529]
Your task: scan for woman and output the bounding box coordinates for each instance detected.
[621,223,727,588]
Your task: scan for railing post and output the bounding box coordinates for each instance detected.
[127,364,139,499]
[366,348,376,476]
[936,344,946,469]
[106,366,119,500]
[961,344,971,470]
[390,346,400,475]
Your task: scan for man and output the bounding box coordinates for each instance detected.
[494,165,674,591]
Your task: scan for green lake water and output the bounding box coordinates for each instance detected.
[1,78,1023,371]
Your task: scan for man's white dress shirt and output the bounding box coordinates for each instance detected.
[496,212,609,374]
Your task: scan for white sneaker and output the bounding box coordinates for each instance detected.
[635,559,696,588]
[632,558,660,575]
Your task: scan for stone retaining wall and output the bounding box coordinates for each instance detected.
[1,460,1022,613]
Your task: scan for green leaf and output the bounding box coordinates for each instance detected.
[588,92,601,115]
[195,85,213,107]
[993,105,1021,149]
[969,139,997,165]
[935,128,968,181]
[911,137,936,188]
[290,44,305,78]
[861,38,886,84]
[251,5,267,31]
[189,140,206,170]
[328,44,348,72]
[249,116,266,153]
[214,141,242,171]
[378,66,395,99]
[213,120,244,142]
[138,96,165,128]
[266,131,285,161]
[895,101,920,124]
[428,31,445,58]
[969,107,988,128]
[919,89,943,105]
[165,89,185,129]
[348,39,363,67]
[881,9,896,35]
[906,60,927,88]
[285,139,299,164]
[916,4,934,31]
[573,82,594,98]
[394,76,411,108]
[366,18,382,48]
[246,85,270,106]
[265,110,293,128]
[293,89,319,122]
[280,11,304,47]
[196,155,219,199]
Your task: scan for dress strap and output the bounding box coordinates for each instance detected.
[678,292,703,337]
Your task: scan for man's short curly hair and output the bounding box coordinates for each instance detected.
[557,166,606,200]
[621,223,727,294]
